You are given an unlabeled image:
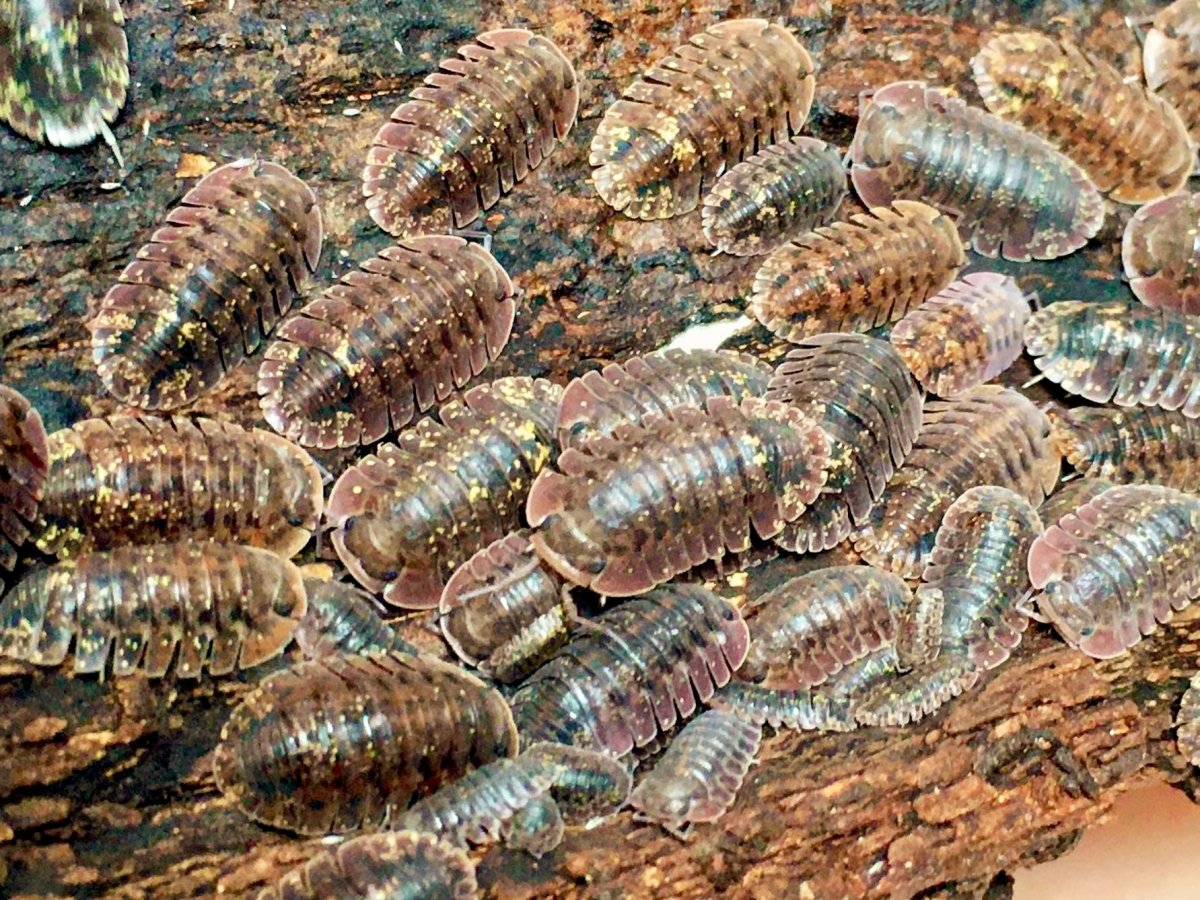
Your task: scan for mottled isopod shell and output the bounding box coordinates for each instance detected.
[362,29,578,237]
[0,0,128,149]
[589,19,815,220]
[1037,477,1116,529]
[35,416,322,559]
[1024,301,1200,418]
[974,31,1193,205]
[328,377,562,609]
[527,397,828,597]
[502,793,564,858]
[1122,192,1200,315]
[851,81,1104,261]
[258,235,516,449]
[851,656,977,728]
[889,272,1030,398]
[852,385,1059,579]
[629,709,761,837]
[766,334,924,553]
[1047,406,1200,491]
[213,651,518,835]
[1177,670,1200,766]
[751,200,965,341]
[0,384,48,571]
[700,137,847,256]
[1028,484,1200,658]
[1144,0,1200,144]
[520,742,633,821]
[0,541,305,678]
[257,830,478,900]
[294,576,417,659]
[90,159,323,410]
[556,348,772,450]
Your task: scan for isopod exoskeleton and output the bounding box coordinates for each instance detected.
[556,348,772,450]
[35,415,322,559]
[1144,0,1200,144]
[1047,406,1200,491]
[750,200,965,342]
[90,159,323,410]
[362,29,578,237]
[520,742,633,821]
[213,651,518,835]
[1023,301,1200,418]
[0,541,305,678]
[850,81,1104,261]
[258,235,516,449]
[0,384,48,571]
[765,334,924,553]
[1177,670,1200,766]
[294,576,417,660]
[510,584,749,757]
[1027,484,1200,659]
[1037,477,1116,530]
[974,30,1193,205]
[889,272,1030,398]
[1122,192,1200,315]
[527,397,828,596]
[502,792,564,858]
[589,19,815,220]
[257,830,478,900]
[328,377,562,609]
[700,137,847,256]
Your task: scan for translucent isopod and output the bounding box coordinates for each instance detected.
[1144,0,1200,144]
[294,576,417,660]
[0,384,48,571]
[1037,477,1116,530]
[1122,192,1200,316]
[1047,406,1200,491]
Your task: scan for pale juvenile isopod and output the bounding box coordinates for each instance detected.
[590,19,815,220]
[700,137,847,256]
[1177,670,1200,766]
[0,384,48,571]
[850,81,1104,261]
[1144,0,1200,143]
[362,29,578,237]
[1047,406,1200,491]
[294,576,417,659]
[1122,192,1200,315]
[751,200,965,341]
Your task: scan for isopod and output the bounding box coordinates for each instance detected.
[527,397,828,596]
[213,651,518,834]
[294,576,417,660]
[1122,192,1200,315]
[1144,0,1200,143]
[258,235,517,449]
[1047,406,1200,491]
[1037,477,1116,529]
[502,793,564,858]
[0,541,306,678]
[520,742,634,820]
[850,81,1104,261]
[700,136,847,256]
[35,415,322,559]
[589,19,815,220]
[751,200,965,342]
[889,272,1030,398]
[1177,670,1200,766]
[328,377,562,609]
[90,159,323,410]
[1027,484,1200,658]
[0,384,48,571]
[362,29,578,237]
[974,30,1193,204]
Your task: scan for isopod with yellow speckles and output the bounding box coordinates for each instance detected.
[0,384,48,571]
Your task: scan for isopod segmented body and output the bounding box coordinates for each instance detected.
[502,793,564,858]
[629,709,761,837]
[1144,0,1200,143]
[1024,301,1200,418]
[35,415,322,559]
[0,384,48,571]
[973,31,1193,205]
[700,136,847,256]
[1048,406,1200,491]
[520,742,634,820]
[328,377,562,609]
[527,397,828,596]
[1028,484,1200,658]
[1037,477,1115,529]
[294,577,417,660]
[0,541,306,678]
[765,334,924,553]
[850,81,1104,261]
[90,159,322,410]
[213,651,518,835]
[751,201,965,342]
[589,19,815,220]
[1177,671,1200,766]
[510,585,749,757]
[556,348,772,450]
[362,29,578,237]
[258,830,478,900]
[258,235,516,449]
[1122,192,1200,315]
[889,272,1030,398]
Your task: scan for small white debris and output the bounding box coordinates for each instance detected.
[141,117,150,138]
[393,38,404,55]
[342,107,361,117]
[19,195,32,207]
[99,181,123,191]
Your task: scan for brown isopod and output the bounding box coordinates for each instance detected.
[362,29,578,238]
[214,650,518,835]
[1177,670,1200,767]
[590,19,815,220]
[1122,191,1200,315]
[1144,0,1200,144]
[1048,406,1200,491]
[974,30,1194,205]
[89,159,322,410]
[889,272,1030,398]
[0,541,305,678]
[0,384,48,571]
[294,576,417,660]
[750,200,965,342]
[850,81,1104,261]
[700,136,847,256]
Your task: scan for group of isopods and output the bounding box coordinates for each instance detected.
[2,1,1200,896]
